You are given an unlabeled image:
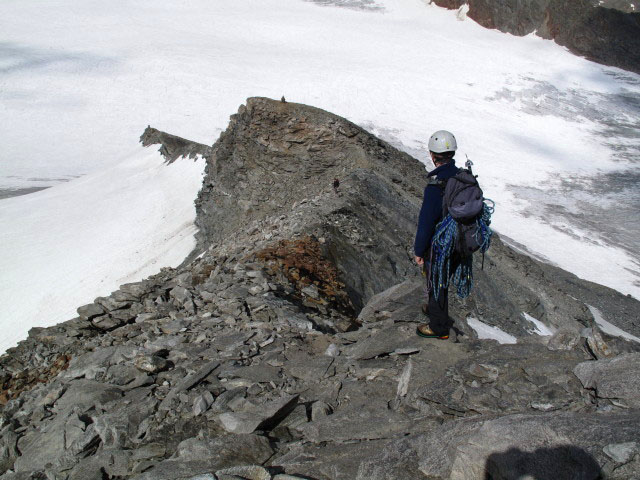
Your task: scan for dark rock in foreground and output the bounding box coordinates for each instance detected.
[1,98,639,479]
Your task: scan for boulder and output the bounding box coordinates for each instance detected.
[574,353,640,408]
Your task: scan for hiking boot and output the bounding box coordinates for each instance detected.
[416,324,449,339]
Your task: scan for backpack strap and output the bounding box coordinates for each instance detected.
[427,177,446,189]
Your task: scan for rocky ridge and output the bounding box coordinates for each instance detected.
[432,0,640,75]
[1,97,640,479]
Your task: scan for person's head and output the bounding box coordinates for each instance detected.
[428,130,457,166]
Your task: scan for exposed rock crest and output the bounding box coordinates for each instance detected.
[1,98,640,479]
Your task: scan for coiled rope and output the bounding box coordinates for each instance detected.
[431,200,494,299]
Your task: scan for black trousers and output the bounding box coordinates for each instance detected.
[425,254,460,336]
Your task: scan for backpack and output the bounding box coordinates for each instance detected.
[429,160,494,299]
[443,169,487,256]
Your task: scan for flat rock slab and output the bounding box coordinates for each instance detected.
[63,345,139,379]
[218,394,299,434]
[344,324,423,360]
[224,363,282,383]
[357,410,640,480]
[274,439,390,480]
[416,342,586,416]
[299,400,412,443]
[159,360,219,410]
[283,353,334,383]
[215,465,270,480]
[574,353,640,408]
[54,379,123,413]
[132,434,273,480]
[357,280,423,324]
[14,411,98,472]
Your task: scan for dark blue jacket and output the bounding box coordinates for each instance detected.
[414,160,459,258]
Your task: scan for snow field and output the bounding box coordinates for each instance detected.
[0,149,205,353]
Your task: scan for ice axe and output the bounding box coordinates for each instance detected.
[465,154,474,174]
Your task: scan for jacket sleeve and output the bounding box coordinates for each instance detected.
[414,185,443,258]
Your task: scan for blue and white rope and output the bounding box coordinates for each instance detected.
[430,200,494,299]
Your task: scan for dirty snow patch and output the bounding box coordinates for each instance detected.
[587,305,640,343]
[522,312,555,336]
[467,317,517,344]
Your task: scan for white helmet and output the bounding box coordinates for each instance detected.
[428,130,457,154]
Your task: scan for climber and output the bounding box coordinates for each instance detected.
[414,130,460,339]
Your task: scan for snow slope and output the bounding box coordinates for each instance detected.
[0,149,204,352]
[1,0,639,351]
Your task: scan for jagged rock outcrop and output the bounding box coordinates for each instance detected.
[140,127,211,164]
[432,0,640,74]
[1,97,640,479]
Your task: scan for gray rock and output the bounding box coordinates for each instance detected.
[396,358,413,398]
[275,440,389,480]
[215,465,270,480]
[91,314,125,331]
[547,328,581,351]
[603,442,638,464]
[66,452,112,480]
[135,312,159,323]
[301,285,320,299]
[159,360,220,410]
[357,280,423,324]
[587,327,614,359]
[130,435,273,480]
[170,286,192,303]
[173,434,273,463]
[63,346,137,379]
[345,324,422,360]
[468,362,500,381]
[300,400,412,443]
[324,343,339,357]
[192,391,214,416]
[359,411,640,480]
[284,354,333,383]
[120,281,153,299]
[91,391,157,449]
[212,387,248,413]
[95,295,131,312]
[76,303,105,320]
[574,353,640,407]
[310,401,332,421]
[54,379,123,412]
[416,343,585,416]
[135,354,170,374]
[226,363,282,383]
[218,394,298,434]
[39,385,66,407]
[0,427,19,475]
[14,413,100,472]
